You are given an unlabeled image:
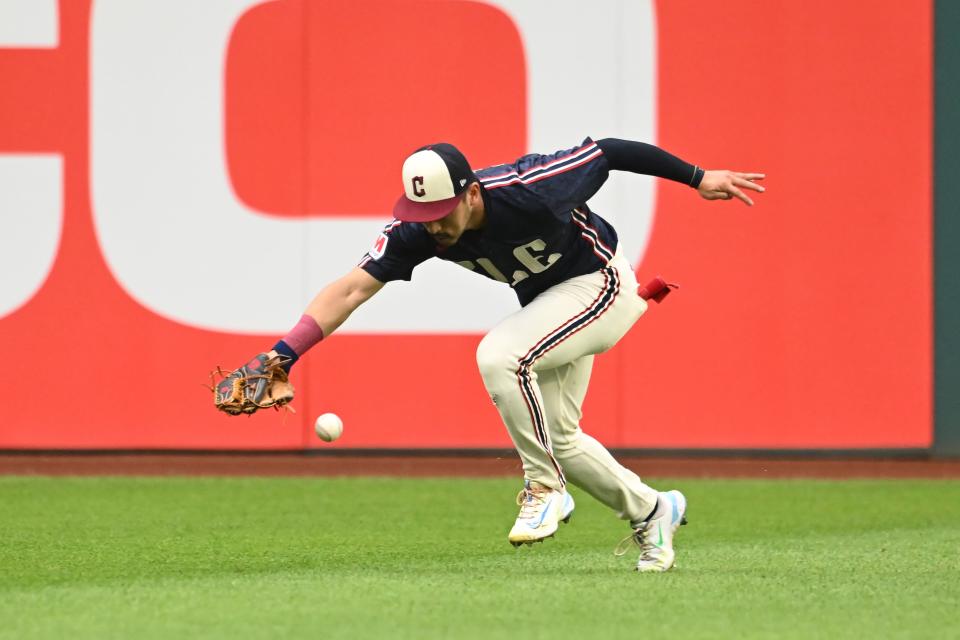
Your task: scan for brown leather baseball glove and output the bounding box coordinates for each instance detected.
[210,353,295,415]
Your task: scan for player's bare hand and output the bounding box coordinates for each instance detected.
[697,170,765,206]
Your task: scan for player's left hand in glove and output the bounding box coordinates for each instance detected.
[210,353,295,415]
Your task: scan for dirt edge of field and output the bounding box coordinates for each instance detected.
[2,454,959,479]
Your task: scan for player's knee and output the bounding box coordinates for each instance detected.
[475,335,513,383]
[551,428,583,456]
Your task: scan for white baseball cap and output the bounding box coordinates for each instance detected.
[393,143,477,223]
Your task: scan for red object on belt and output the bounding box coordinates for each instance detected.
[638,276,679,303]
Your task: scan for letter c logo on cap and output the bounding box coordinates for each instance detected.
[412,176,425,197]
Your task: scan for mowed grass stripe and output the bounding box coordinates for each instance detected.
[1,477,957,640]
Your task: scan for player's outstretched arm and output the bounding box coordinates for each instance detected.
[302,267,385,337]
[697,170,765,206]
[210,268,384,415]
[595,138,765,206]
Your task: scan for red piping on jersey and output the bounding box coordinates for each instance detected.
[480,141,598,183]
[572,208,614,261]
[482,148,603,190]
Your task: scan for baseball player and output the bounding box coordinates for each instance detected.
[215,137,763,572]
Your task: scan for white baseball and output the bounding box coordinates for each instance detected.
[314,413,343,442]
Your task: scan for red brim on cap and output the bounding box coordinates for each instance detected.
[393,193,461,223]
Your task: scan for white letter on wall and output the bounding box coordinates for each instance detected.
[90,0,655,333]
[0,0,62,319]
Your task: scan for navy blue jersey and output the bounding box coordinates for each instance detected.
[359,138,619,306]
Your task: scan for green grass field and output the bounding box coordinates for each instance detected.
[2,476,958,639]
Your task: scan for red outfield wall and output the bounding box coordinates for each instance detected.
[0,1,931,449]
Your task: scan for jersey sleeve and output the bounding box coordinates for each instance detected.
[358,220,434,283]
[596,138,703,187]
[478,137,610,217]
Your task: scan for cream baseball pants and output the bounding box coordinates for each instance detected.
[476,251,659,527]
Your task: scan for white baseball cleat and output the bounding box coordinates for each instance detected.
[508,481,575,547]
[614,490,688,572]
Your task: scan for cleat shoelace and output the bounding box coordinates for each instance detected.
[515,488,547,521]
[613,527,657,561]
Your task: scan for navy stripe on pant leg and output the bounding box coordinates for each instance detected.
[514,266,621,488]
